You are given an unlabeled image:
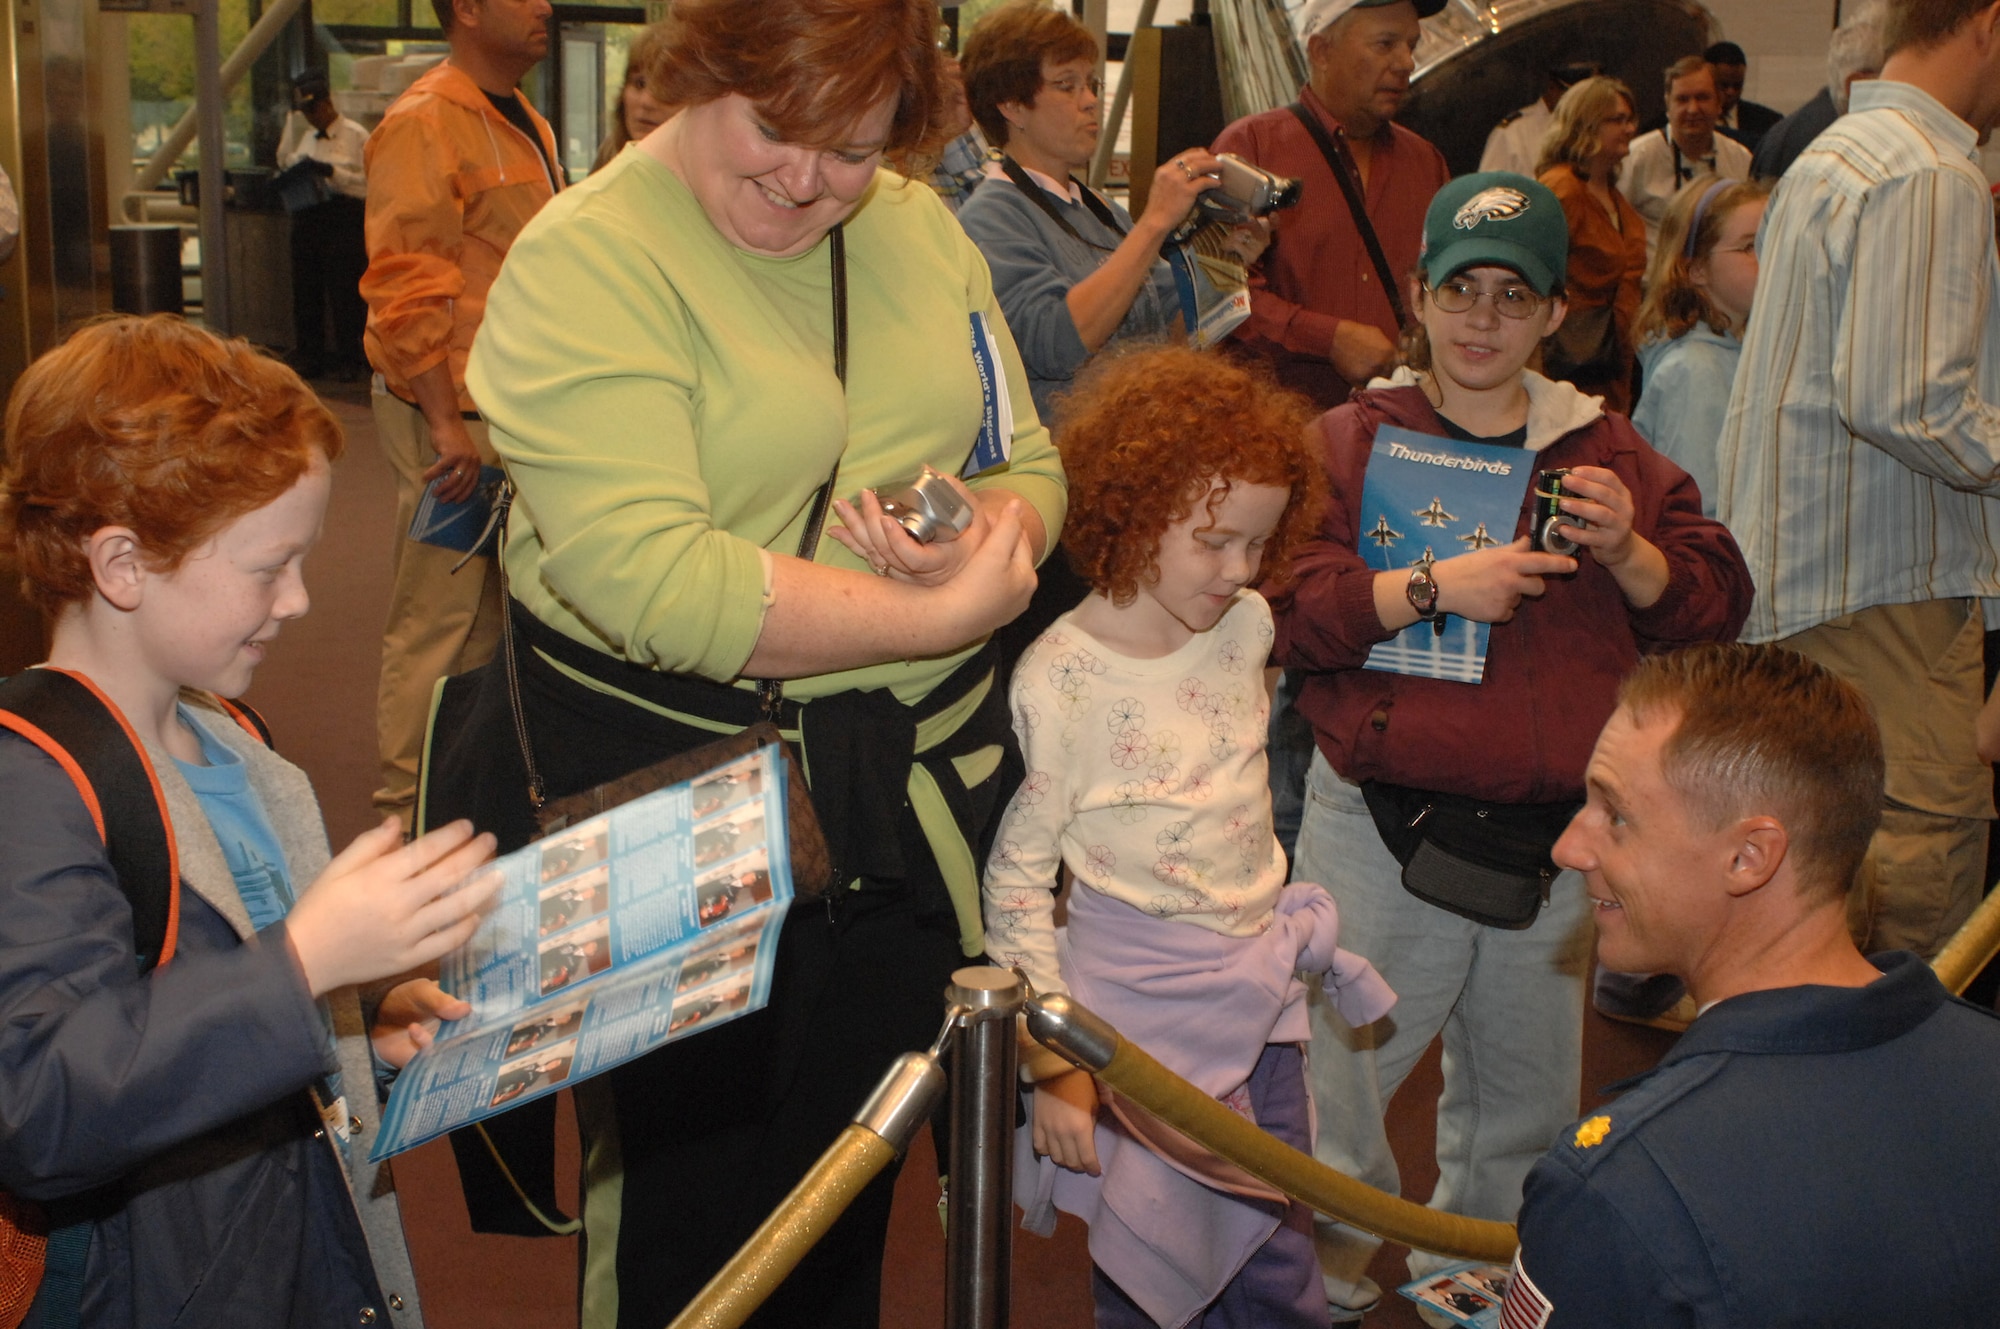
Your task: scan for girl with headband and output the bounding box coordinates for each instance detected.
[1631,176,1774,522]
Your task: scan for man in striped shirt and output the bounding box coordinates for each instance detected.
[1714,0,2000,961]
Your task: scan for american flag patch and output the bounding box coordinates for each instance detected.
[1500,1251,1552,1329]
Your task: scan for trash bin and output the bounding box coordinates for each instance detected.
[110,223,185,316]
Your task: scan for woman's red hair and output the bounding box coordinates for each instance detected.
[1055,345,1326,605]
[0,315,343,618]
[649,0,954,160]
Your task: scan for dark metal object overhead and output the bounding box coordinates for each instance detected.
[1397,0,1718,177]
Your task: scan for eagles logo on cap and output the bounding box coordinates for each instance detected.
[1420,171,1568,296]
[1454,186,1531,232]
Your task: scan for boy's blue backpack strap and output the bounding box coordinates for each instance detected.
[0,669,179,972]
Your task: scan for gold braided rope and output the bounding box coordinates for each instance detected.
[664,1125,896,1329]
[657,895,2000,1328]
[1933,882,2000,997]
[1092,1037,1520,1262]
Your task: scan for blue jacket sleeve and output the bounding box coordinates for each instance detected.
[955,184,1093,382]
[1514,1152,1702,1329]
[0,738,332,1199]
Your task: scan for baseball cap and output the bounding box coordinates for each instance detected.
[1297,0,1447,41]
[1418,171,1569,297]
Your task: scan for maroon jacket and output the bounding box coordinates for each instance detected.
[1270,382,1753,805]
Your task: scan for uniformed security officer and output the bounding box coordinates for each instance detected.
[1476,62,1600,177]
[1505,643,2000,1328]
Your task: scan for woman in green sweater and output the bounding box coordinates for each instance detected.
[433,0,1067,1324]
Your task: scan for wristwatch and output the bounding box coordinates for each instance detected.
[1407,548,1446,636]
[1406,548,1441,619]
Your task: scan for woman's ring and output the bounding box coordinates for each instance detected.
[1176,158,1197,182]
[871,560,890,576]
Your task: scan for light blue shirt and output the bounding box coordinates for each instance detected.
[1633,324,1741,519]
[1714,79,2000,642]
[172,707,344,1114]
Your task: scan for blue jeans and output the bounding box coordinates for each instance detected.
[1292,753,1592,1305]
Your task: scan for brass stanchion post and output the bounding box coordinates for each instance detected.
[945,966,1023,1329]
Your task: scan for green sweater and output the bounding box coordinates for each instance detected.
[468,152,1065,705]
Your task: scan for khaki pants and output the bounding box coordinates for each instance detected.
[373,389,504,822]
[1782,599,1992,958]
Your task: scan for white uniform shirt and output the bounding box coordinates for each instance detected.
[1479,100,1553,178]
[277,111,370,201]
[1618,128,1751,259]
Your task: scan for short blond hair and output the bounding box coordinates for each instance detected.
[1536,75,1635,182]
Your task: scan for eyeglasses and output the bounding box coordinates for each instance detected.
[1426,279,1546,319]
[1043,75,1103,101]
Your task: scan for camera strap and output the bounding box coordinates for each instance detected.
[998,155,1128,255]
[756,223,848,722]
[1285,102,1410,330]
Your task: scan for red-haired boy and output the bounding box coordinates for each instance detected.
[0,316,498,1327]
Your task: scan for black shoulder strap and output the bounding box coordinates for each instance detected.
[212,694,275,749]
[1286,102,1410,329]
[0,670,180,972]
[998,155,1129,253]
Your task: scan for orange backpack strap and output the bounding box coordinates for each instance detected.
[0,670,181,972]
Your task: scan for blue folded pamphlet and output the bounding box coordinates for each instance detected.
[1358,426,1535,685]
[408,464,506,556]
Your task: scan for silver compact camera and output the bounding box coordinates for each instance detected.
[873,464,973,544]
[1195,153,1303,227]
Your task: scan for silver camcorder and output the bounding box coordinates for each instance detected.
[873,464,973,544]
[1194,154,1303,228]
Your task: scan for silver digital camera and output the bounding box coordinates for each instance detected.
[1195,153,1303,227]
[874,464,973,544]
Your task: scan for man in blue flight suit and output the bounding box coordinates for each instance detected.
[1504,643,2000,1328]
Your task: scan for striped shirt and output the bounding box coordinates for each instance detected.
[1714,79,2000,643]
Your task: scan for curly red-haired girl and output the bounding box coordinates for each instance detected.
[981,344,1394,1329]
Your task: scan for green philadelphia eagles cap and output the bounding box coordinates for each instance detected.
[1419,171,1569,297]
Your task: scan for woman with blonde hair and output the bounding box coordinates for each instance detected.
[1536,75,1647,409]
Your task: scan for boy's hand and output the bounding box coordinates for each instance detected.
[1032,1068,1102,1176]
[287,818,500,999]
[371,977,472,1069]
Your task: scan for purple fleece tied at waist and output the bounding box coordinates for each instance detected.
[1015,881,1394,1328]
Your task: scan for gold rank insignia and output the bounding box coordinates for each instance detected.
[1574,1115,1612,1149]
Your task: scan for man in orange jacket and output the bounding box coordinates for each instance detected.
[361,0,557,826]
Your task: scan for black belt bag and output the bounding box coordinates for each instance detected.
[1360,782,1579,929]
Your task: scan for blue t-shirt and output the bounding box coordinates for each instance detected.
[171,707,348,1140]
[172,707,296,929]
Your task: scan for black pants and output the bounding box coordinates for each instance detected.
[592,888,963,1329]
[289,195,367,371]
[421,603,1016,1327]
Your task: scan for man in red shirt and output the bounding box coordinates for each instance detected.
[1212,0,1447,410]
